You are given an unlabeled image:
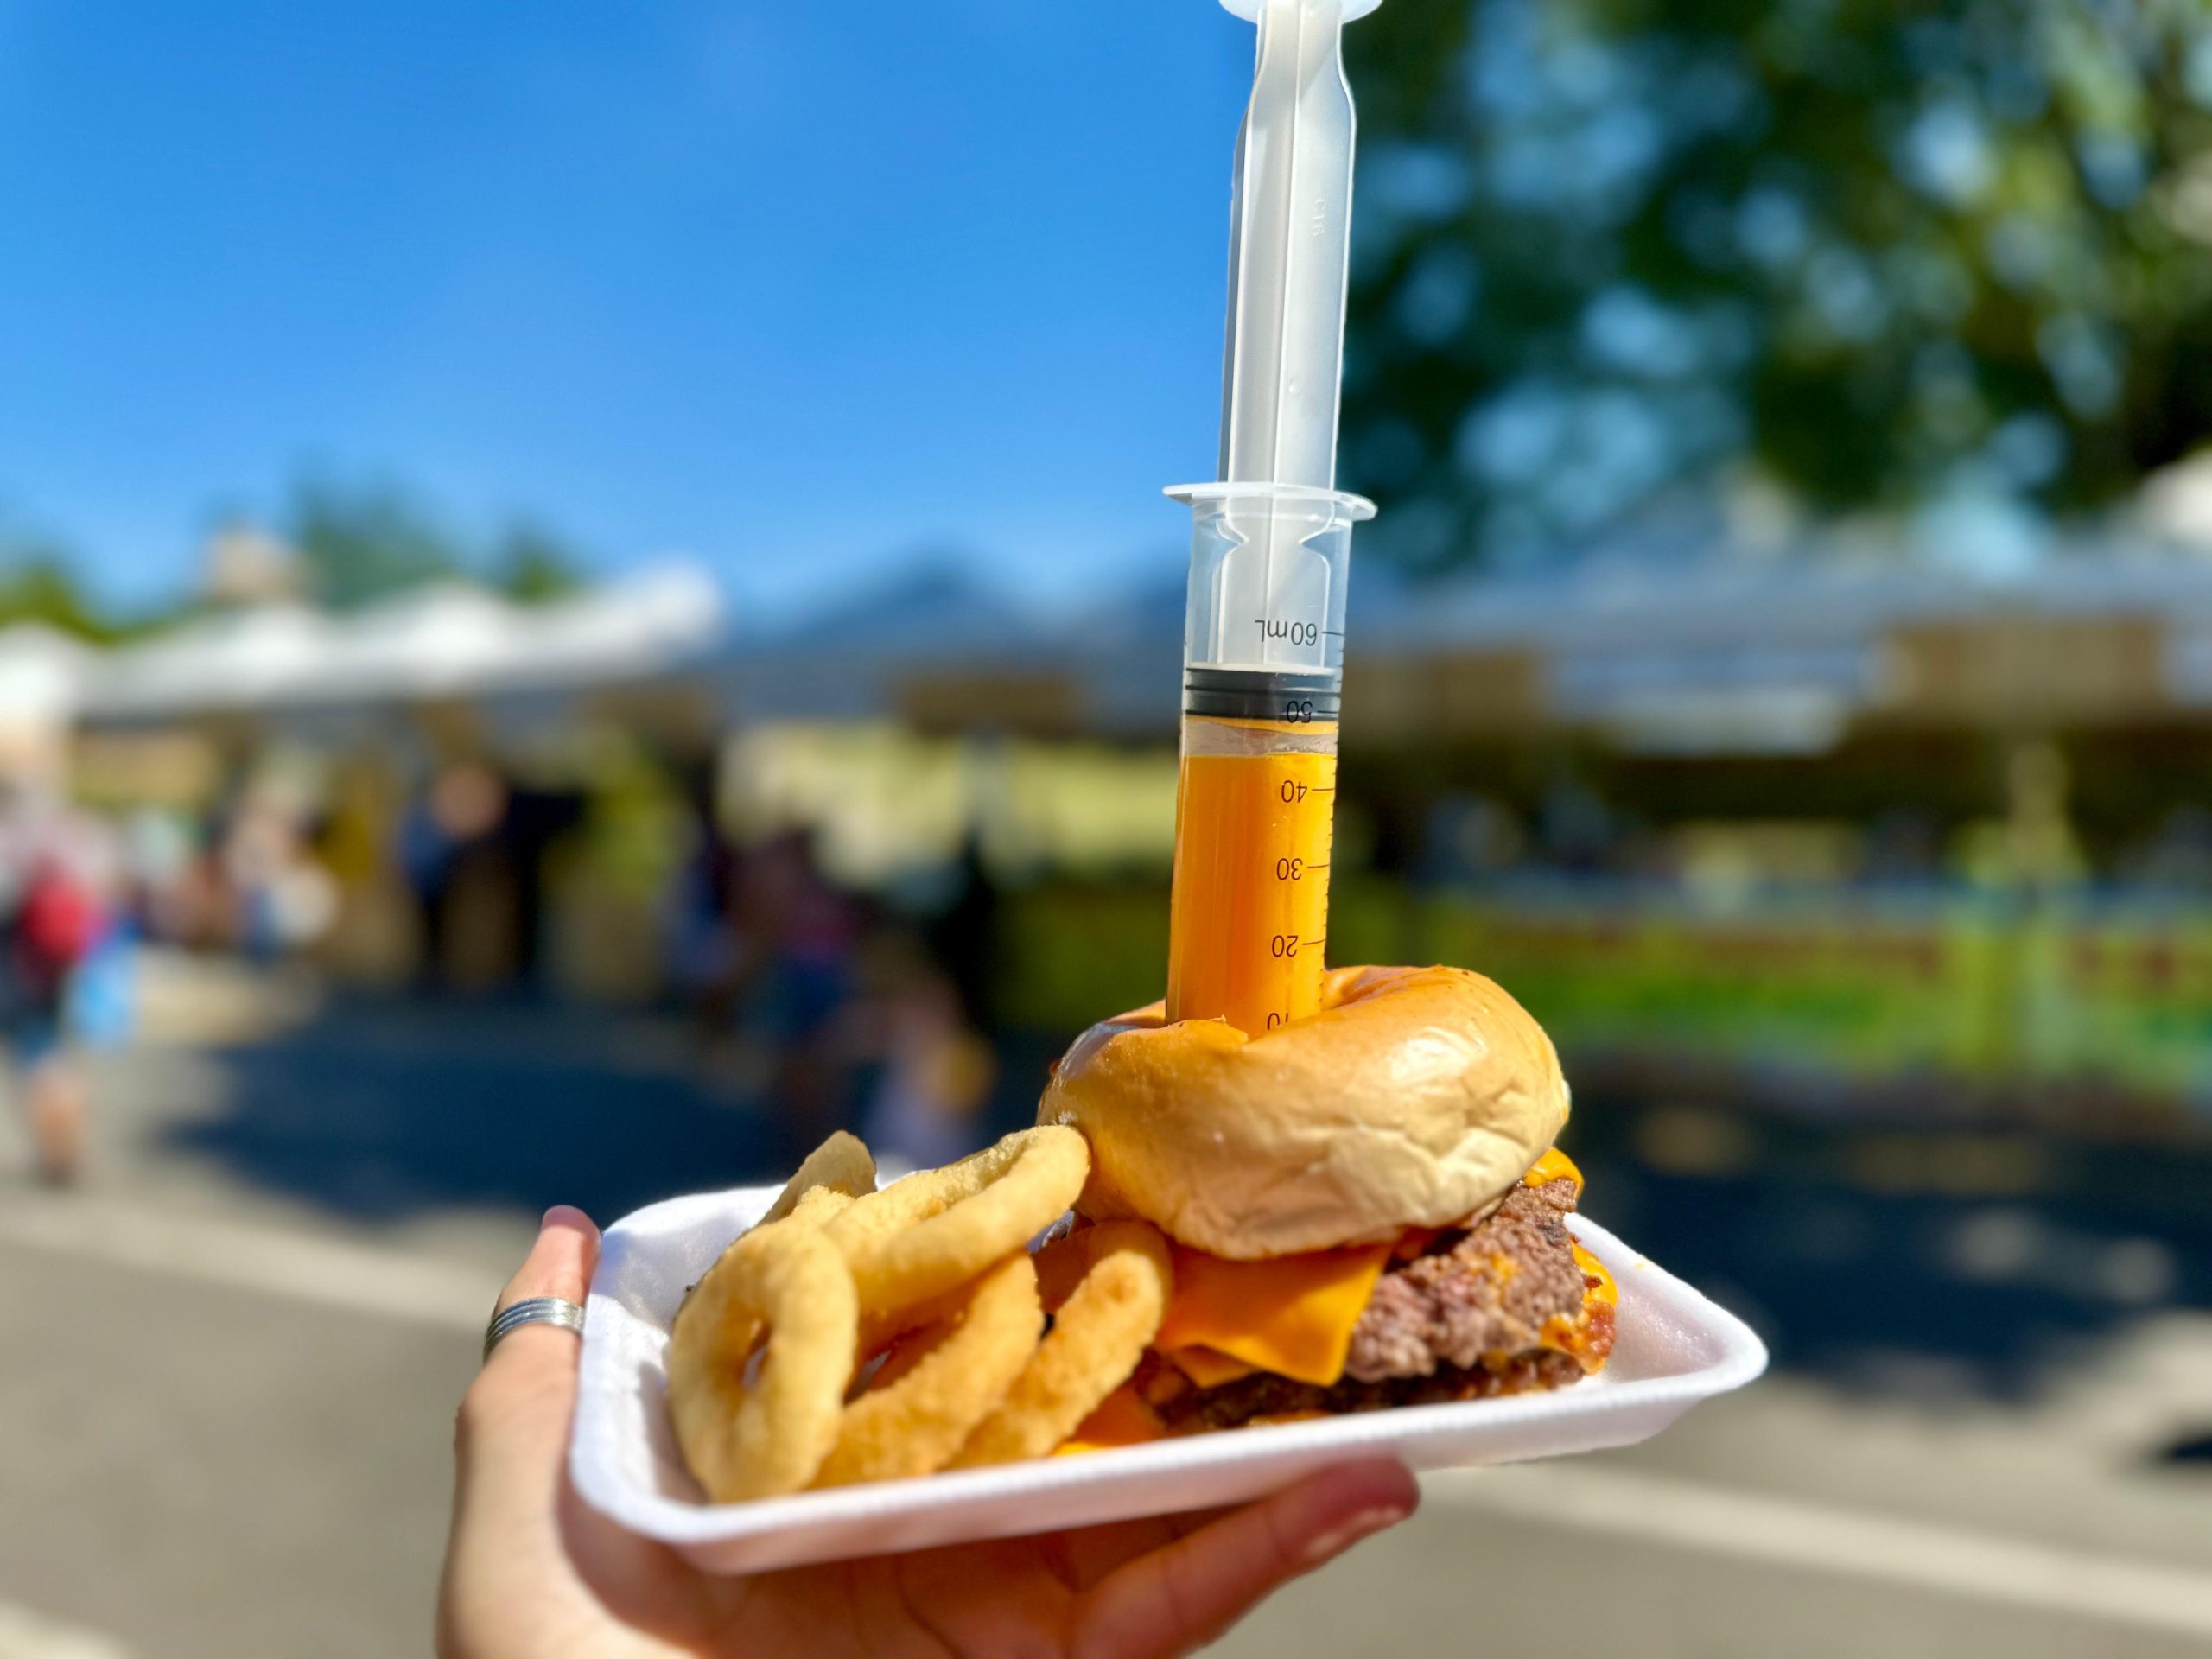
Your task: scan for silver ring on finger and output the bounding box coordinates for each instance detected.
[483,1296,586,1363]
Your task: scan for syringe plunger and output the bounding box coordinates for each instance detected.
[1175,0,1381,721]
[1218,0,1370,493]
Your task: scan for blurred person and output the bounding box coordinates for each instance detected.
[0,741,114,1185]
[1859,809,1945,889]
[667,810,745,1045]
[310,757,424,988]
[7,847,107,1184]
[500,782,587,986]
[175,838,240,950]
[1416,793,1525,887]
[402,760,518,989]
[1538,774,1614,876]
[1955,741,2088,895]
[121,806,199,938]
[855,944,995,1172]
[223,794,340,960]
[922,835,1001,1035]
[441,1208,1418,1659]
[2125,804,2212,893]
[734,829,862,1153]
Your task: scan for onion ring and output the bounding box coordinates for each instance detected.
[1030,1220,1106,1313]
[667,1219,859,1503]
[811,1251,1042,1487]
[675,1184,852,1327]
[950,1220,1172,1467]
[756,1130,877,1228]
[824,1127,1088,1332]
[779,1184,855,1230]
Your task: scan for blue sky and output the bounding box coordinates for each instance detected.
[0,1,1261,620]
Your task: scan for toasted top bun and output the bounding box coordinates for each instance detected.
[1038,964,1568,1260]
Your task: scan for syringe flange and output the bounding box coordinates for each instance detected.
[1169,483,1372,716]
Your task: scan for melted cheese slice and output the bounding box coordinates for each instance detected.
[1052,1385,1167,1455]
[1537,1242,1618,1366]
[1150,1148,1593,1390]
[1154,1240,1394,1387]
[1571,1242,1617,1307]
[1527,1147,1583,1190]
[1162,1345,1258,1389]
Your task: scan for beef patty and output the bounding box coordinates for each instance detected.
[1345,1176,1591,1382]
[1143,1173,1614,1433]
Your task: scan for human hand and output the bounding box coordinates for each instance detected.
[439,1207,1419,1659]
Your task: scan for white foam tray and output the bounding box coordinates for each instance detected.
[570,1184,1767,1575]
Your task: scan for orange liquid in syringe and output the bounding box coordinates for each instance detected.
[1166,716,1338,1036]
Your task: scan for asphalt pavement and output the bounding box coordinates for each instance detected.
[1,987,2209,1657]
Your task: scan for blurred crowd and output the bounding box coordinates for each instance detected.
[15,707,2212,1191]
[671,825,1003,1170]
[0,729,1014,1183]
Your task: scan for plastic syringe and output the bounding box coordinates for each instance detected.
[1166,0,1381,1038]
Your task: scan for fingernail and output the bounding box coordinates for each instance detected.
[540,1206,563,1229]
[1300,1503,1412,1567]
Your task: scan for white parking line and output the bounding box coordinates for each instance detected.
[1436,1462,2212,1638]
[0,1599,133,1659]
[0,1194,494,1332]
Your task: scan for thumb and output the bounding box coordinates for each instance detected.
[440,1211,605,1653]
[456,1207,601,1480]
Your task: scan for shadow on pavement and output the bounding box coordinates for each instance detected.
[2158,1432,2212,1465]
[153,997,795,1227]
[149,998,2212,1403]
[1572,1101,2212,1402]
[151,995,1065,1233]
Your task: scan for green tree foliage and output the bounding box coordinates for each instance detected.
[288,477,466,609]
[0,513,125,640]
[490,522,588,606]
[285,480,591,609]
[1341,0,2212,570]
[0,560,121,641]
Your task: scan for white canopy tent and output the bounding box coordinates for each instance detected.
[79,564,726,723]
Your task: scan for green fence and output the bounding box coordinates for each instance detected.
[998,879,2212,1117]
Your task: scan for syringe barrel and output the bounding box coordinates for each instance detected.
[1168,482,1376,722]
[1164,482,1370,1035]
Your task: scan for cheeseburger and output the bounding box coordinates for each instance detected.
[1041,964,1614,1432]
